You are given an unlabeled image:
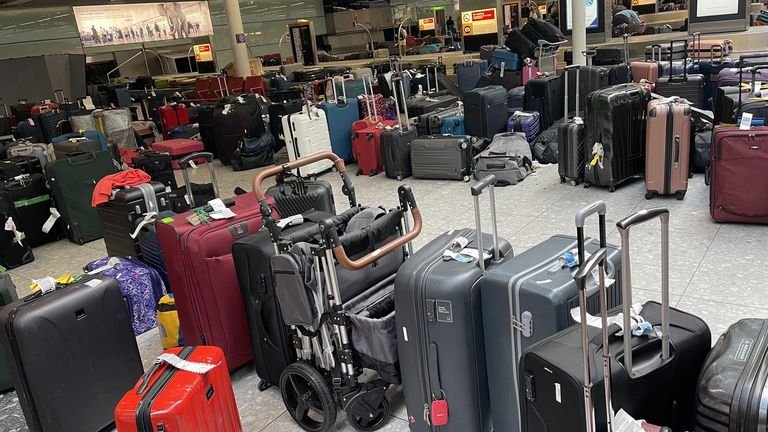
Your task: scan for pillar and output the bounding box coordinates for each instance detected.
[223,0,250,77]
[496,0,504,45]
[571,0,587,65]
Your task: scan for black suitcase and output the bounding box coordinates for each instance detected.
[521,17,566,44]
[97,182,170,258]
[608,35,633,85]
[416,103,463,136]
[0,276,144,432]
[484,68,524,90]
[565,63,609,116]
[464,85,508,139]
[505,28,537,59]
[197,104,217,155]
[9,155,43,176]
[559,65,586,185]
[395,176,513,432]
[0,273,17,393]
[407,94,459,117]
[0,173,60,248]
[0,159,24,181]
[381,77,417,181]
[410,135,473,181]
[695,319,768,432]
[525,74,564,129]
[584,83,650,191]
[268,99,303,148]
[36,111,69,143]
[0,190,34,269]
[52,137,100,160]
[655,42,705,109]
[521,209,711,432]
[213,101,264,165]
[132,151,178,189]
[265,175,335,217]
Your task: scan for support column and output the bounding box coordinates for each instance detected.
[496,0,504,45]
[223,0,250,77]
[571,0,587,65]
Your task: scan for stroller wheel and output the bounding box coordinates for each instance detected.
[348,397,390,431]
[280,363,337,432]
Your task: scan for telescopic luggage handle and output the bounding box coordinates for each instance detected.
[616,208,671,379]
[564,64,581,120]
[575,200,607,265]
[391,75,412,132]
[179,152,219,207]
[471,175,502,274]
[666,39,689,80]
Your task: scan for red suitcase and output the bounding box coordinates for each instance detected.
[710,126,768,224]
[152,138,206,170]
[159,104,190,137]
[30,102,59,116]
[352,124,389,176]
[114,346,243,432]
[157,165,278,369]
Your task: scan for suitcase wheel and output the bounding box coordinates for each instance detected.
[357,169,362,176]
[560,175,566,184]
[645,191,656,200]
[608,186,616,193]
[396,175,403,181]
[258,380,272,392]
[675,191,686,201]
[280,362,337,432]
[584,183,591,189]
[347,393,390,431]
[463,175,470,182]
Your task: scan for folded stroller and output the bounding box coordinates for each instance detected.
[253,151,422,432]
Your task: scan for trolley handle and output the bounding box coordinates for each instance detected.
[252,151,348,202]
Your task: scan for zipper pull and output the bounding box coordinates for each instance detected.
[423,403,431,426]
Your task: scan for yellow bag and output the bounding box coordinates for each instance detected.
[156,294,183,349]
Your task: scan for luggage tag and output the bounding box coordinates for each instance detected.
[500,62,505,78]
[41,207,60,234]
[208,198,236,220]
[188,160,198,170]
[589,143,604,169]
[31,277,57,294]
[431,396,448,426]
[740,112,753,130]
[4,217,24,246]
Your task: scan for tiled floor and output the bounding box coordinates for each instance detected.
[1,159,766,431]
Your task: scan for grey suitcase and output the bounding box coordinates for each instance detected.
[455,59,488,92]
[416,103,463,136]
[655,42,705,109]
[508,86,525,113]
[395,176,513,432]
[464,85,509,139]
[482,201,623,432]
[558,65,586,185]
[410,135,474,181]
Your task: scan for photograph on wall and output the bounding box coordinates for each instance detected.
[73,1,213,48]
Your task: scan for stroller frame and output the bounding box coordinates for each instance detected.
[254,151,423,432]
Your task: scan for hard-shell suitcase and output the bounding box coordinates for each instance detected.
[416,103,463,136]
[317,78,359,162]
[688,38,733,57]
[0,190,34,269]
[645,98,692,200]
[491,48,522,71]
[522,209,711,432]
[559,65,587,185]
[655,41,706,109]
[133,151,178,189]
[7,142,54,170]
[0,173,59,248]
[114,346,242,432]
[584,84,651,191]
[407,66,459,116]
[483,202,623,432]
[440,114,466,135]
[0,155,41,180]
[47,151,118,244]
[410,135,474,181]
[525,74,564,129]
[464,85,509,139]
[507,111,541,144]
[455,59,489,92]
[283,103,334,177]
[695,319,768,432]
[571,51,611,114]
[152,139,206,170]
[265,174,335,217]
[645,42,687,61]
[381,77,417,181]
[395,177,513,432]
[197,104,217,155]
[0,276,143,432]
[97,182,171,258]
[0,273,17,392]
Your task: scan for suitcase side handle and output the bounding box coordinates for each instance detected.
[616,208,672,379]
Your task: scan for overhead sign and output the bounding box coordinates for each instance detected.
[419,18,436,31]
[461,8,498,36]
[193,44,213,62]
[72,1,213,48]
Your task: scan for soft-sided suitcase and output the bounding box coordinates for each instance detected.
[474,132,534,185]
[7,142,54,170]
[559,65,586,185]
[52,136,101,160]
[524,74,564,129]
[0,273,17,392]
[381,77,417,181]
[655,41,706,108]
[265,174,335,217]
[317,77,360,162]
[584,83,651,191]
[508,86,526,113]
[97,182,171,258]
[197,104,217,155]
[0,173,60,248]
[464,85,509,139]
[695,319,768,432]
[0,190,34,269]
[483,201,623,432]
[114,346,242,432]
[133,151,178,189]
[410,135,474,181]
[455,59,489,92]
[47,151,118,244]
[153,139,207,170]
[505,28,537,60]
[212,98,266,165]
[395,176,513,432]
[710,126,768,224]
[521,17,566,45]
[645,97,692,200]
[521,208,711,432]
[0,276,143,432]
[283,104,334,177]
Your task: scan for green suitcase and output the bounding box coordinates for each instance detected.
[0,272,18,391]
[46,151,117,244]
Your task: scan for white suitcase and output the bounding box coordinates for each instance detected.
[282,105,334,176]
[351,68,374,82]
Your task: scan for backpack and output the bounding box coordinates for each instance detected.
[474,133,533,186]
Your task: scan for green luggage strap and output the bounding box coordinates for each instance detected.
[14,194,50,208]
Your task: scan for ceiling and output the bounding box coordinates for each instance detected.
[0,0,162,9]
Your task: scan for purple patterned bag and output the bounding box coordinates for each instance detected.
[85,257,167,335]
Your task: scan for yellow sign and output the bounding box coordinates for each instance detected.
[193,44,213,62]
[461,8,498,36]
[419,18,436,31]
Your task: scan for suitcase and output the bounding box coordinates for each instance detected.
[491,48,522,71]
[14,118,44,143]
[197,104,217,155]
[474,133,534,185]
[645,42,687,61]
[47,151,117,244]
[559,65,586,185]
[508,86,526,113]
[692,128,711,174]
[655,42,706,108]
[152,138,206,170]
[156,167,276,369]
[631,43,662,84]
[416,103,463,136]
[381,77,417,181]
[455,59,489,92]
[521,17,566,44]
[464,85,509,139]
[317,78,360,162]
[0,173,59,248]
[0,190,34,269]
[36,110,70,143]
[0,276,143,432]
[0,157,31,180]
[482,68,523,90]
[30,102,59,116]
[395,177,513,432]
[0,273,17,392]
[524,74,564,129]
[573,51,611,115]
[410,135,474,181]
[710,126,768,224]
[212,98,266,165]
[505,28,537,60]
[51,136,101,160]
[358,93,389,121]
[440,114,466,135]
[584,84,651,191]
[265,175,335,217]
[507,111,541,144]
[97,182,171,258]
[114,346,243,432]
[407,66,459,116]
[283,104,334,177]
[688,38,733,57]
[645,98,692,200]
[483,201,623,432]
[695,319,768,432]
[133,151,178,189]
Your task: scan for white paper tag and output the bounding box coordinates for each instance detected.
[156,353,219,375]
[208,198,236,220]
[614,409,646,432]
[740,112,753,130]
[460,248,492,261]
[755,80,762,90]
[27,118,35,126]
[42,208,60,234]
[33,277,57,294]
[500,62,506,77]
[43,99,51,104]
[82,96,96,110]
[188,160,198,170]
[85,279,102,288]
[276,214,304,229]
[760,89,768,100]
[5,217,23,246]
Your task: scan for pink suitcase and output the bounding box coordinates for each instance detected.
[153,139,206,169]
[522,59,539,85]
[632,44,662,83]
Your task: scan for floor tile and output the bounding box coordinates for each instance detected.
[674,297,768,336]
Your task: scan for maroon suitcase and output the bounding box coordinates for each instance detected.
[710,126,768,224]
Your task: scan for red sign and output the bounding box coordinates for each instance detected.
[471,9,495,21]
